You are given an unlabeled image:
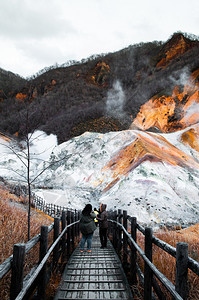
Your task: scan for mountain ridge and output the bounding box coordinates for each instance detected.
[0,31,199,143]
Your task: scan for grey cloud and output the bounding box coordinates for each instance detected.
[0,0,76,39]
[16,39,66,65]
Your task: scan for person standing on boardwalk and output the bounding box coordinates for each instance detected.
[97,203,108,248]
[79,204,96,252]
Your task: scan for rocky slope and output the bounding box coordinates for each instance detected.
[0,125,199,227]
[130,68,199,132]
[0,32,199,142]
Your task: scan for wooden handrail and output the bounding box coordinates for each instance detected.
[108,211,199,300]
[0,223,54,279]
[6,181,76,218]
[109,219,183,300]
[128,214,199,276]
[1,203,198,300]
[14,220,79,300]
[0,209,81,300]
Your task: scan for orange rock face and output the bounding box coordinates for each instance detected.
[0,133,10,142]
[130,69,199,133]
[156,33,196,68]
[88,61,110,86]
[16,93,27,101]
[181,125,199,152]
[101,131,199,191]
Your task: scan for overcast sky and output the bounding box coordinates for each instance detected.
[0,0,198,78]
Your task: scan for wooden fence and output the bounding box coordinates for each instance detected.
[31,194,71,218]
[0,210,81,300]
[7,182,74,218]
[108,209,199,300]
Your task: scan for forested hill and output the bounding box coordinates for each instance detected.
[0,32,199,143]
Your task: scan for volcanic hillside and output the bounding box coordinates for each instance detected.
[0,32,199,143]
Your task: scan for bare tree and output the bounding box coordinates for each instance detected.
[0,94,60,240]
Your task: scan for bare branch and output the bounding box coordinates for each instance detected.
[0,142,28,168]
[0,167,27,181]
[30,156,69,184]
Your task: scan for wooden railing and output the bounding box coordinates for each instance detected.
[1,195,198,300]
[108,209,199,300]
[7,182,72,218]
[0,210,80,300]
[31,193,71,218]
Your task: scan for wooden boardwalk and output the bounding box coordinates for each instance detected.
[54,228,133,300]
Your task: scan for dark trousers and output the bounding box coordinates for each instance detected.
[99,227,107,247]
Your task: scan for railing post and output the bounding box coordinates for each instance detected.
[175,242,188,300]
[61,211,67,260]
[144,227,153,300]
[53,217,60,267]
[117,209,122,257]
[112,211,117,249]
[67,210,71,256]
[108,211,112,237]
[59,206,61,215]
[10,243,25,300]
[130,217,137,285]
[74,209,77,239]
[37,225,48,298]
[78,211,80,236]
[71,211,75,251]
[123,210,128,270]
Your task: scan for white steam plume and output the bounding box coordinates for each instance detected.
[106,80,126,118]
[184,102,199,122]
[170,67,191,87]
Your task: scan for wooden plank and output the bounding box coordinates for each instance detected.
[72,255,116,258]
[56,299,129,300]
[0,223,54,279]
[60,288,126,291]
[68,260,118,263]
[10,244,25,300]
[66,272,122,276]
[0,255,13,279]
[66,266,120,270]
[14,220,79,300]
[175,243,188,300]
[37,225,49,298]
[119,223,183,300]
[130,217,137,285]
[144,227,153,300]
[188,257,199,276]
[54,228,133,300]
[63,280,123,283]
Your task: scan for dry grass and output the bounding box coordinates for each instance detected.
[135,225,199,299]
[0,185,53,261]
[0,184,53,299]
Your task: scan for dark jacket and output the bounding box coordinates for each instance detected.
[98,204,108,229]
[79,212,96,235]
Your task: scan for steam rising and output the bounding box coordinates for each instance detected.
[170,67,190,86]
[106,80,126,118]
[184,102,199,120]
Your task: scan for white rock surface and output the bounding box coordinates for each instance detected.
[0,128,199,227]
